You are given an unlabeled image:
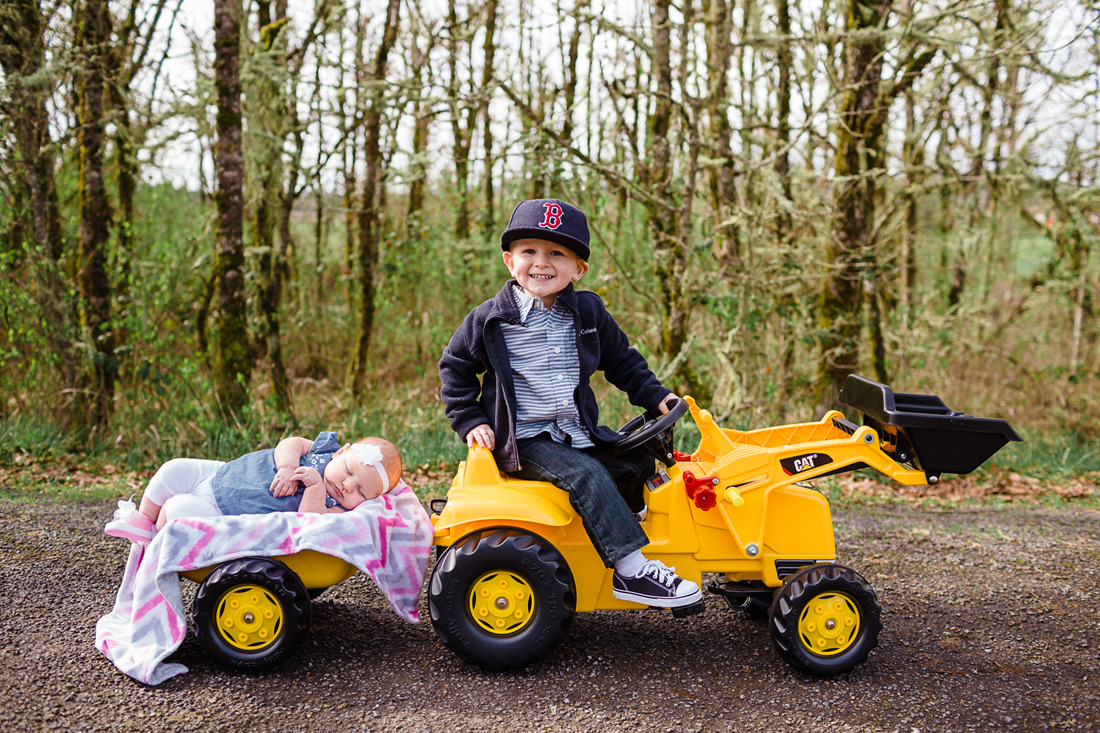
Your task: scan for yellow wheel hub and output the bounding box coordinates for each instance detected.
[215,584,283,651]
[798,591,861,656]
[469,570,535,635]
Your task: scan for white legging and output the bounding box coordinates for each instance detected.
[145,458,225,522]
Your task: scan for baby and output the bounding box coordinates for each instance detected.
[104,432,403,544]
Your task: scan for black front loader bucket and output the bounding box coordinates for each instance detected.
[839,375,1022,478]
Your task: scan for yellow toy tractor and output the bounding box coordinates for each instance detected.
[428,375,1020,676]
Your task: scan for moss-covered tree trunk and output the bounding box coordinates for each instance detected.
[246,8,292,415]
[76,0,117,432]
[0,0,77,416]
[775,0,794,246]
[643,0,678,326]
[705,0,737,262]
[642,0,707,401]
[350,0,400,397]
[818,0,936,409]
[818,0,891,410]
[479,0,498,231]
[212,0,251,416]
[447,0,473,240]
[340,11,364,309]
[405,27,434,239]
[900,90,922,328]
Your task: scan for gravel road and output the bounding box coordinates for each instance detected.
[1,496,1098,732]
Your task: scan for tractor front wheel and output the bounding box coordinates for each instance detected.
[768,563,881,676]
[192,557,311,671]
[428,529,575,671]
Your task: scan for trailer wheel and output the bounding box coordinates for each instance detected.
[429,529,575,671]
[769,563,880,676]
[192,557,311,671]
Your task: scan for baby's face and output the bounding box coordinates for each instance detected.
[322,446,385,508]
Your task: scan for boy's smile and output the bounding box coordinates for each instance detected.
[503,238,589,308]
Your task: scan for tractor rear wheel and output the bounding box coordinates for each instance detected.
[428,529,575,671]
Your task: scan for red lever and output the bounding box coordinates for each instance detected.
[683,471,719,510]
[694,486,717,509]
[672,449,693,462]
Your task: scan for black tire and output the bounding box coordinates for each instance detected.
[428,529,575,671]
[192,557,311,672]
[768,563,881,676]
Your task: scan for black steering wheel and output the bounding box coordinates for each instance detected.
[612,397,688,467]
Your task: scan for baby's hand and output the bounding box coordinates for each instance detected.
[269,467,299,497]
[291,466,323,490]
[466,424,495,450]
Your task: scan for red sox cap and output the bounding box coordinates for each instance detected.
[500,198,591,261]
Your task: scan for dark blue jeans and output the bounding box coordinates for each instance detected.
[511,434,653,566]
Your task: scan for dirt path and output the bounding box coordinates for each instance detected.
[1,496,1098,731]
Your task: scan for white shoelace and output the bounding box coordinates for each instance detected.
[638,560,677,585]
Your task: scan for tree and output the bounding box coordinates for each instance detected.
[704,0,738,261]
[212,0,251,415]
[642,0,708,400]
[106,0,177,301]
[75,0,118,432]
[445,0,478,239]
[816,0,936,408]
[479,0,499,230]
[0,0,78,420]
[404,12,437,239]
[350,0,400,398]
[245,7,292,414]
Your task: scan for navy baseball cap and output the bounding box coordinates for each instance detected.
[500,198,591,261]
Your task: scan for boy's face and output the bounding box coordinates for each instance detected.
[503,238,589,308]
[322,445,385,509]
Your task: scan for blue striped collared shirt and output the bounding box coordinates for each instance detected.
[500,284,593,448]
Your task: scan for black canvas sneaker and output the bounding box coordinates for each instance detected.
[612,559,702,608]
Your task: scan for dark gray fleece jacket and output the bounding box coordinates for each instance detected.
[439,280,669,472]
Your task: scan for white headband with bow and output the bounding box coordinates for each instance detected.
[350,442,390,493]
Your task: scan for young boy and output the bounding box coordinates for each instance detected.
[439,198,702,608]
[104,434,403,545]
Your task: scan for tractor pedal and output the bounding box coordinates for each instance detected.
[671,599,706,618]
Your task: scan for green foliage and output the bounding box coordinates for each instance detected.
[0,415,70,461]
[995,429,1100,480]
[1,0,1096,511]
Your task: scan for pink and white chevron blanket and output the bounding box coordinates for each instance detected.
[95,482,433,685]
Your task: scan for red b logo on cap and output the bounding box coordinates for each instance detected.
[539,202,564,230]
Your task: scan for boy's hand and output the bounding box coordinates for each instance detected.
[269,467,299,497]
[657,392,679,415]
[466,425,495,450]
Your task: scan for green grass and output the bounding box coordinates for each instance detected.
[0,415,71,461]
[994,428,1100,479]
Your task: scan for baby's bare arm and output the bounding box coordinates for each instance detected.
[295,469,345,514]
[270,437,314,497]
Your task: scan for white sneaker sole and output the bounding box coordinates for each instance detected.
[612,585,703,608]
